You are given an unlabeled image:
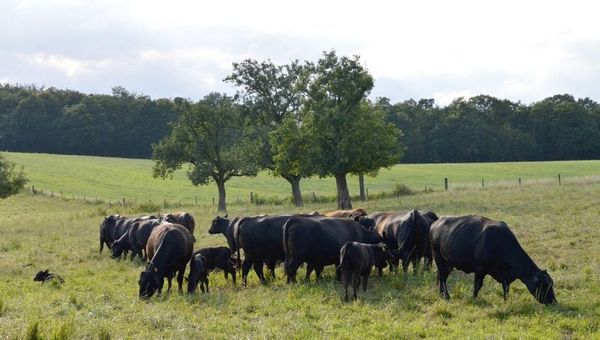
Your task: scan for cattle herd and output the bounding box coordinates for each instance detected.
[98,208,557,305]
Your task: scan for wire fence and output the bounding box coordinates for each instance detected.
[26,173,600,209]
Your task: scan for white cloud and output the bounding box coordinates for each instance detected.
[1,0,599,103]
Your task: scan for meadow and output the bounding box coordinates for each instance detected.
[0,162,599,338]
[4,151,600,206]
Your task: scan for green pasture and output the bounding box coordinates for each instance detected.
[4,152,600,206]
[0,178,599,338]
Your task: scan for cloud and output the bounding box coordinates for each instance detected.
[1,0,599,104]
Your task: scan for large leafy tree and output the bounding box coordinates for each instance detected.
[225,59,309,206]
[152,93,261,212]
[0,154,27,199]
[304,51,402,209]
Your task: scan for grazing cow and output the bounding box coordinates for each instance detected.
[138,223,194,299]
[338,242,394,301]
[324,208,368,220]
[163,212,195,241]
[430,215,557,305]
[372,210,430,273]
[235,215,309,286]
[110,231,132,259]
[187,247,236,293]
[413,211,439,268]
[33,269,64,284]
[282,216,383,283]
[99,214,155,253]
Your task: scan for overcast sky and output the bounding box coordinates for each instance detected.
[1,0,599,105]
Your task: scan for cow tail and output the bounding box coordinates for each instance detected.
[234,219,242,273]
[337,243,351,272]
[282,218,299,276]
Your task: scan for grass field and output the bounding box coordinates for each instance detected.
[4,152,600,207]
[0,174,599,338]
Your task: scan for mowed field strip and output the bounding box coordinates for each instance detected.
[4,152,600,204]
[0,177,599,338]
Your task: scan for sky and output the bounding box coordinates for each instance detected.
[1,0,599,105]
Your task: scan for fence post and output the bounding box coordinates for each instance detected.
[312,192,316,201]
[558,173,561,185]
[163,199,167,208]
[32,185,35,193]
[250,192,254,203]
[212,197,215,206]
[195,195,198,206]
[444,178,448,191]
[518,178,521,186]
[481,178,484,189]
[122,197,126,206]
[366,188,369,200]
[51,191,54,198]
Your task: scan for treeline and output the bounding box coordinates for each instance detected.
[381,94,600,163]
[2,86,599,163]
[0,85,182,158]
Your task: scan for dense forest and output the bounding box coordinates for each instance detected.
[1,84,599,162]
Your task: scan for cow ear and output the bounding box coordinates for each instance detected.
[353,216,360,222]
[44,269,49,273]
[184,276,189,282]
[224,214,228,218]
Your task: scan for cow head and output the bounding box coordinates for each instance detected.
[34,269,50,282]
[100,215,119,246]
[187,254,208,294]
[527,270,557,305]
[110,239,126,259]
[163,214,177,223]
[377,243,395,268]
[208,215,229,234]
[139,265,161,299]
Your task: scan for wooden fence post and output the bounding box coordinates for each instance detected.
[519,178,522,186]
[212,197,215,206]
[195,196,198,206]
[250,192,254,203]
[366,188,369,200]
[444,178,448,191]
[558,173,561,185]
[481,178,484,189]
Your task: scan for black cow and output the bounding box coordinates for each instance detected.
[282,216,383,283]
[414,211,438,268]
[208,215,240,253]
[123,218,162,260]
[430,215,557,305]
[358,211,395,230]
[338,242,394,301]
[99,214,155,253]
[138,223,194,299]
[33,269,64,284]
[372,210,430,274]
[187,246,236,293]
[234,215,307,286]
[110,231,132,259]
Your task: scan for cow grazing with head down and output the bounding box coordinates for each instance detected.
[282,216,383,283]
[138,223,194,299]
[338,242,394,301]
[430,215,557,305]
[187,246,236,293]
[111,218,162,260]
[163,212,195,241]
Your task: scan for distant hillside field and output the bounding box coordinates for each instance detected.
[4,152,600,204]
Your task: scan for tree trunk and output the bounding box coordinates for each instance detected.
[216,180,227,213]
[335,173,352,209]
[358,174,366,201]
[285,175,303,207]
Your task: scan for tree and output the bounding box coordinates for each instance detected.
[152,93,261,212]
[304,51,402,209]
[225,59,309,206]
[0,154,27,199]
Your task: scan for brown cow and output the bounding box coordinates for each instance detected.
[324,208,368,220]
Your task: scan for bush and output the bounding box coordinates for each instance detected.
[392,184,413,197]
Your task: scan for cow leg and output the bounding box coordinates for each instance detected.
[252,259,267,284]
[315,266,324,283]
[205,278,210,293]
[166,274,173,293]
[342,270,351,302]
[433,249,451,300]
[352,274,360,300]
[502,281,510,301]
[241,257,253,287]
[377,266,383,277]
[362,275,368,292]
[473,272,485,298]
[304,263,313,282]
[177,267,185,293]
[265,259,276,280]
[99,238,104,253]
[286,258,303,284]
